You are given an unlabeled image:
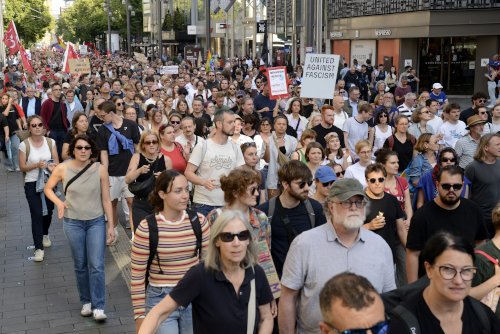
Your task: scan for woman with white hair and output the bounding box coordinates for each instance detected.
[139,210,274,334]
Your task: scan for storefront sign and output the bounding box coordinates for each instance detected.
[350,40,375,66]
[301,53,340,99]
[481,58,489,67]
[68,58,91,74]
[266,66,289,100]
[404,59,413,67]
[330,31,343,38]
[375,29,392,37]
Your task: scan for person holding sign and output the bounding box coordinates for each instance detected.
[254,80,280,121]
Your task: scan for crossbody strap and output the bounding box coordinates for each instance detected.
[475,249,499,265]
[64,162,93,196]
[247,266,256,334]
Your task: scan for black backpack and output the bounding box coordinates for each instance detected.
[143,210,202,289]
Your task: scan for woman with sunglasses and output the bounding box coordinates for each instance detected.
[159,123,188,173]
[62,112,90,160]
[44,134,114,321]
[408,106,433,139]
[132,170,210,334]
[126,131,170,231]
[168,113,183,138]
[330,163,345,179]
[406,133,439,192]
[113,96,125,118]
[139,210,274,334]
[370,109,393,156]
[324,132,351,170]
[414,147,471,209]
[389,232,500,333]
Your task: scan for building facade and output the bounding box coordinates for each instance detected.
[327,0,500,95]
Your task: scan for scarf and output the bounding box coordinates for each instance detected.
[104,123,135,156]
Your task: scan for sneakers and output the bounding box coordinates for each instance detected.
[80,303,92,317]
[33,249,44,262]
[42,235,52,248]
[93,309,107,322]
[7,167,15,172]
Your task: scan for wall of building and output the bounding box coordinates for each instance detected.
[475,36,500,94]
[399,38,418,72]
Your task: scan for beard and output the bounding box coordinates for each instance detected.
[341,216,364,230]
[440,192,460,206]
[222,128,234,137]
[288,188,308,201]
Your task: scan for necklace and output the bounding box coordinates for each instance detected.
[144,155,157,163]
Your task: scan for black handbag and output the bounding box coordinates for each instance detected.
[128,158,158,198]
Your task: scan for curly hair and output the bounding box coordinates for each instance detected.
[220,167,261,205]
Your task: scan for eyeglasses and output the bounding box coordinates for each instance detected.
[438,265,476,281]
[325,320,389,334]
[144,140,158,145]
[336,171,345,177]
[296,180,313,188]
[256,81,262,84]
[440,183,463,191]
[170,120,181,124]
[218,230,251,242]
[334,200,367,209]
[441,157,456,163]
[321,180,335,187]
[75,145,92,151]
[31,123,43,128]
[368,177,385,184]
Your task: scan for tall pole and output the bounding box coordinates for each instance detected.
[316,0,322,53]
[230,5,235,58]
[157,0,162,60]
[205,0,211,54]
[252,0,256,59]
[126,0,131,56]
[305,0,313,51]
[291,0,296,66]
[107,0,112,53]
[0,0,5,67]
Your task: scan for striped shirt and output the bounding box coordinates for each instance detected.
[130,211,210,319]
[455,134,480,169]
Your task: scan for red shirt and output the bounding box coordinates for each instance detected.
[161,144,187,173]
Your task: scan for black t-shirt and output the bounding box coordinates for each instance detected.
[193,112,213,128]
[312,123,345,148]
[389,289,500,334]
[364,192,405,260]
[88,116,104,141]
[96,119,140,176]
[302,104,314,119]
[0,114,8,141]
[3,106,19,134]
[384,136,414,172]
[169,263,273,334]
[407,199,489,277]
[257,198,326,278]
[48,101,65,131]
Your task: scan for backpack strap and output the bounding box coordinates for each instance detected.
[388,136,394,151]
[24,138,30,161]
[391,304,420,334]
[474,249,499,265]
[186,209,203,259]
[196,139,208,176]
[145,214,159,289]
[304,199,316,228]
[268,196,277,223]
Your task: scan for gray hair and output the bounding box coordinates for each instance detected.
[213,109,235,128]
[204,210,258,272]
[405,92,417,100]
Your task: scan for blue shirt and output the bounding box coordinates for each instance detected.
[253,93,276,120]
[430,91,447,107]
[26,97,36,117]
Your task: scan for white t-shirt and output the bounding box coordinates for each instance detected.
[373,125,393,155]
[230,134,253,146]
[344,162,370,189]
[343,117,369,159]
[175,134,205,152]
[437,121,467,148]
[285,114,308,140]
[333,110,349,131]
[189,138,245,206]
[19,138,55,183]
[427,115,443,134]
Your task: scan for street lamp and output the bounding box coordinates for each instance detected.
[122,0,132,56]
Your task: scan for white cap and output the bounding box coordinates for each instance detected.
[432,83,443,89]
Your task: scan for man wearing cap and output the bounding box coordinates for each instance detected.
[311,166,336,205]
[455,115,487,169]
[278,178,396,334]
[430,83,448,110]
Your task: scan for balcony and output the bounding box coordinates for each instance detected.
[327,0,500,20]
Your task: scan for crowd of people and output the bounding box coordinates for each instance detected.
[1,48,500,333]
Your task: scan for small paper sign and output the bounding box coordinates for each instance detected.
[68,58,91,74]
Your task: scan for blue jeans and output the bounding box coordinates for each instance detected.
[24,182,54,250]
[6,134,20,169]
[146,286,193,334]
[191,203,220,217]
[63,216,106,309]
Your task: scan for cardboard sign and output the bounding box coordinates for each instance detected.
[266,66,289,100]
[160,66,178,75]
[68,58,91,74]
[134,52,148,64]
[301,53,340,99]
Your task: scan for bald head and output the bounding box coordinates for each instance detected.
[332,96,345,112]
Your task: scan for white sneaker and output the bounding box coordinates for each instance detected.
[42,235,52,248]
[80,303,92,317]
[93,309,107,322]
[33,249,44,262]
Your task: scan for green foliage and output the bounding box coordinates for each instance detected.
[172,7,187,31]
[162,10,173,31]
[3,0,52,45]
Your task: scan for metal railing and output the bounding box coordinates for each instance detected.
[327,0,500,19]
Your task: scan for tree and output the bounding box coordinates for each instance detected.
[3,0,52,45]
[172,7,187,32]
[162,10,173,31]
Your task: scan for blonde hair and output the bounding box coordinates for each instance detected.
[139,130,160,154]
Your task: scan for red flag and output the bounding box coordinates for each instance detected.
[19,46,33,73]
[3,20,20,55]
[62,42,80,73]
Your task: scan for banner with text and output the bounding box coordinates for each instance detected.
[68,58,91,74]
[301,54,340,99]
[266,66,289,100]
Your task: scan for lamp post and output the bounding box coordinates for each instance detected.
[106,0,112,54]
[157,0,162,60]
[123,0,132,56]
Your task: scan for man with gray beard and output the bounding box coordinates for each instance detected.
[278,178,396,334]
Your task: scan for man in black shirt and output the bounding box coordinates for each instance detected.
[312,105,345,148]
[406,165,489,283]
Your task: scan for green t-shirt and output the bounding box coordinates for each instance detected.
[473,240,500,317]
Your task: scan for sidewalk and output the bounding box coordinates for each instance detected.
[0,163,135,334]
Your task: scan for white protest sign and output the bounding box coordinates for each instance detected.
[301,54,340,99]
[160,66,179,75]
[266,66,289,100]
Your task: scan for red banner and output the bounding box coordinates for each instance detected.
[3,20,20,55]
[19,46,33,73]
[62,43,80,73]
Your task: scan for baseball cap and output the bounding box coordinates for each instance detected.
[315,166,336,183]
[151,85,159,91]
[62,83,71,89]
[236,90,245,98]
[432,83,443,89]
[329,178,367,202]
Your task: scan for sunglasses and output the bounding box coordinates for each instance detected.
[75,145,92,151]
[144,140,158,145]
[297,180,313,188]
[218,230,251,243]
[321,180,335,187]
[368,177,385,184]
[116,102,123,106]
[441,157,456,163]
[31,123,43,128]
[241,142,257,149]
[336,171,345,177]
[440,183,463,191]
[478,111,487,115]
[170,120,181,124]
[325,320,389,334]
[478,99,487,103]
[248,186,260,194]
[378,114,388,118]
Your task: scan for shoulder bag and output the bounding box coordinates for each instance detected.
[128,157,159,198]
